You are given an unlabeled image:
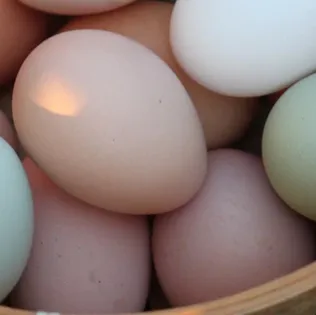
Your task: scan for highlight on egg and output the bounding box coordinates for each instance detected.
[13,29,207,215]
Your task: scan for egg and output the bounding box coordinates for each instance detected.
[0,0,47,84]
[170,0,316,97]
[18,0,138,15]
[153,149,315,306]
[10,158,150,314]
[13,29,207,215]
[262,73,316,221]
[62,1,257,149]
[0,139,33,302]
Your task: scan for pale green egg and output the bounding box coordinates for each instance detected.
[262,73,316,221]
[0,138,33,300]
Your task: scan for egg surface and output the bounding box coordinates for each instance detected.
[62,1,257,149]
[0,139,33,302]
[0,0,47,84]
[19,0,138,15]
[153,149,315,306]
[13,29,207,215]
[263,73,316,221]
[11,158,150,313]
[170,0,316,97]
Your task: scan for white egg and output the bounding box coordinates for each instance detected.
[0,138,33,300]
[170,0,316,97]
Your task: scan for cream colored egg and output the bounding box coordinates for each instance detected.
[263,73,316,221]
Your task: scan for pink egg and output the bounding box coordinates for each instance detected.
[153,149,315,306]
[13,29,207,215]
[19,0,138,15]
[10,158,150,313]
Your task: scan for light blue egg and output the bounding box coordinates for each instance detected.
[0,138,33,301]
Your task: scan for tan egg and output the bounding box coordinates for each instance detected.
[13,30,207,215]
[61,1,257,149]
[0,0,47,84]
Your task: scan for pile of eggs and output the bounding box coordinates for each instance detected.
[1,0,316,313]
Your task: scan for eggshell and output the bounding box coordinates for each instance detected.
[13,29,207,215]
[0,139,33,302]
[153,149,315,306]
[19,0,138,15]
[170,0,316,97]
[11,158,150,313]
[262,73,316,221]
[0,0,47,84]
[62,1,257,149]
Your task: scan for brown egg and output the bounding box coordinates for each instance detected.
[153,149,315,306]
[0,0,47,84]
[61,1,257,149]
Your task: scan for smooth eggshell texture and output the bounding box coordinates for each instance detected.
[262,73,316,221]
[0,139,33,302]
[153,149,315,306]
[11,158,150,314]
[0,0,47,84]
[19,0,138,15]
[170,0,316,97]
[62,1,257,149]
[13,29,207,215]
